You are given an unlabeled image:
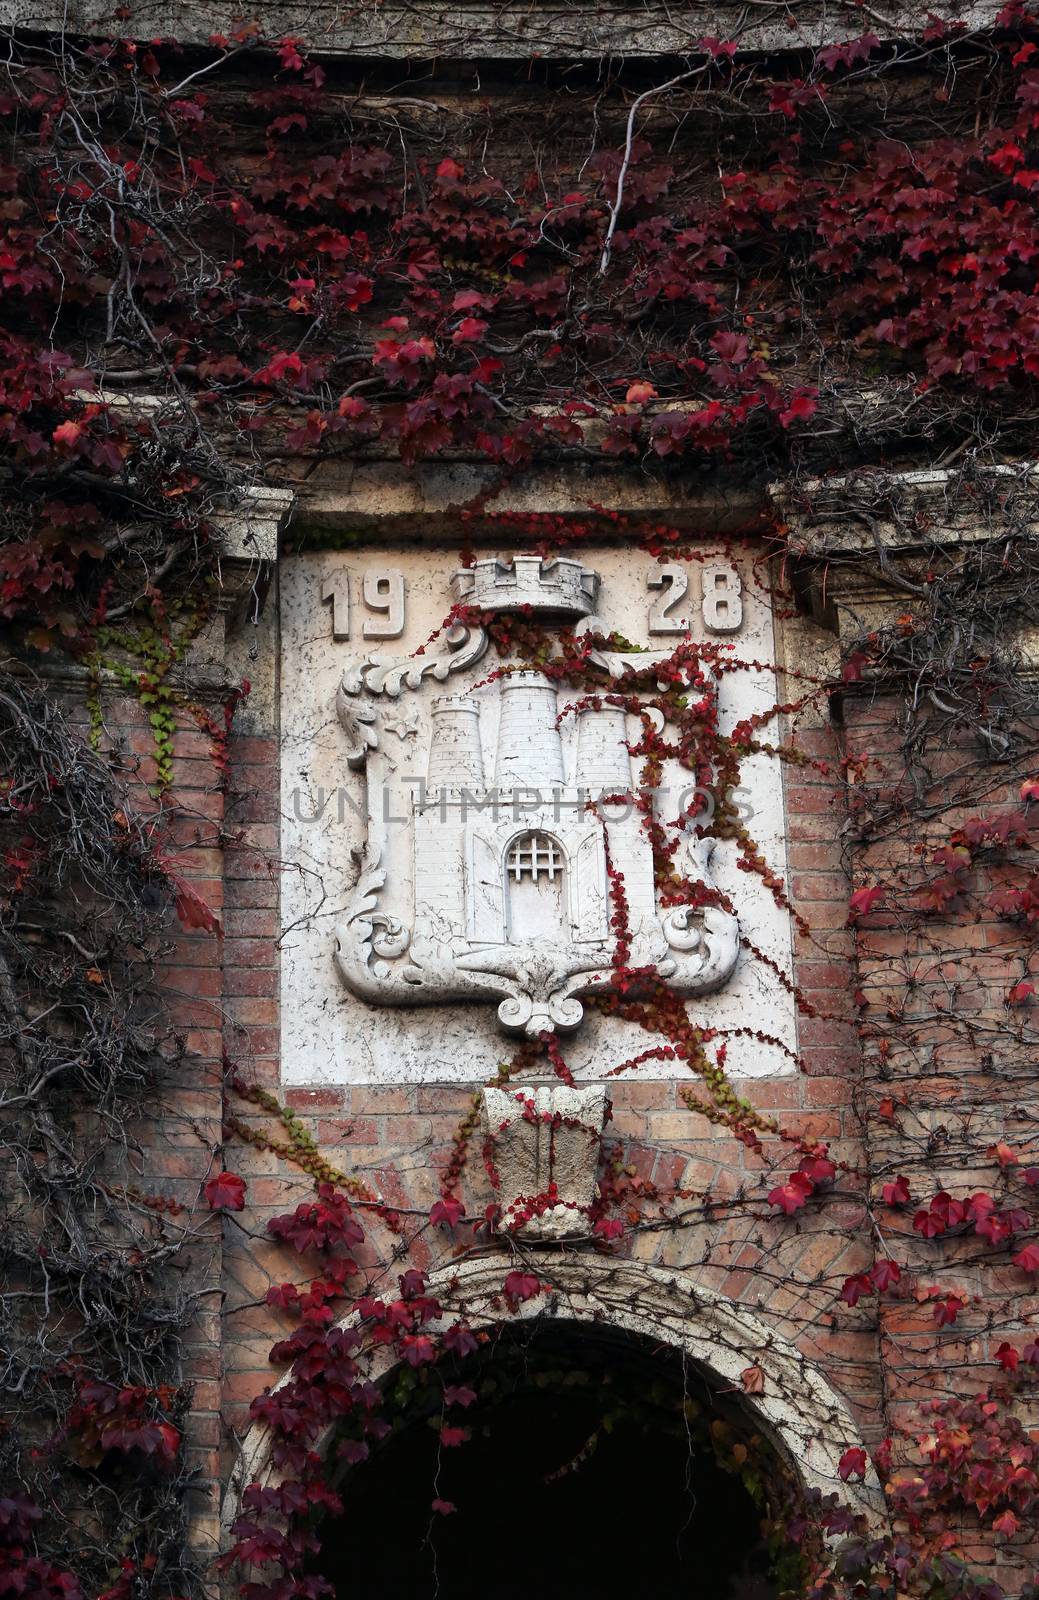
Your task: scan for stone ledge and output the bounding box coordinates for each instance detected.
[771,463,1039,558]
[293,462,764,536]
[0,0,1006,59]
[771,463,1039,649]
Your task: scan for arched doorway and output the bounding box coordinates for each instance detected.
[225,1259,885,1576]
[317,1321,779,1600]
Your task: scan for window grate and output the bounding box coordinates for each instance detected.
[507,833,563,882]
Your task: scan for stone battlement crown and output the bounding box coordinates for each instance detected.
[452,555,599,618]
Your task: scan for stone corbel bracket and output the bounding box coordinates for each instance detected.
[148,482,296,689]
[212,485,296,626]
[482,1083,607,1242]
[769,463,1039,638]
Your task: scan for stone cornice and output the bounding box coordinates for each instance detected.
[771,463,1039,637]
[216,484,294,570]
[8,484,295,697]
[0,0,1008,60]
[771,463,1039,558]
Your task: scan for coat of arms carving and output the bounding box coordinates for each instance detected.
[333,556,740,1039]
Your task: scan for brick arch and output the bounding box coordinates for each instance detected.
[223,1255,884,1535]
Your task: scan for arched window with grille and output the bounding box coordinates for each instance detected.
[504,831,566,943]
[506,832,563,883]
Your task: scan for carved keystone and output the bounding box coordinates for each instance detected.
[481,1083,607,1242]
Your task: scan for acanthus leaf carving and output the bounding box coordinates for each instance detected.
[334,846,416,998]
[339,621,487,701]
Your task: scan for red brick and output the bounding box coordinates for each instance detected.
[796,961,856,989]
[609,1080,675,1111]
[167,789,226,822]
[792,872,848,901]
[225,997,278,1025]
[224,938,277,967]
[740,1078,801,1111]
[317,1118,378,1144]
[234,1025,280,1056]
[223,968,277,997]
[223,911,280,939]
[224,851,280,882]
[160,966,223,997]
[225,877,279,909]
[234,824,280,853]
[229,736,279,764]
[804,1076,854,1106]
[783,785,842,814]
[285,1086,345,1110]
[798,1016,858,1046]
[381,1115,434,1147]
[227,789,280,823]
[788,841,844,871]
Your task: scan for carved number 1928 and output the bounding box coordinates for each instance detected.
[322,569,406,641]
[647,562,742,635]
[647,564,690,635]
[700,562,742,634]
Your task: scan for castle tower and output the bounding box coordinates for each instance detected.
[576,704,632,795]
[426,696,485,790]
[494,671,565,788]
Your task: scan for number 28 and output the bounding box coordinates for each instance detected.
[648,562,742,636]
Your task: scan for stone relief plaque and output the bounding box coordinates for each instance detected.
[280,547,796,1084]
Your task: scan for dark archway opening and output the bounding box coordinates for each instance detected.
[317,1321,782,1600]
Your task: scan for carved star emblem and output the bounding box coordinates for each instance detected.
[384,714,419,742]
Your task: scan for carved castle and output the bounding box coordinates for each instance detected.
[413,669,660,961]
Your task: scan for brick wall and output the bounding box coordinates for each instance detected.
[839,690,1039,1591]
[60,688,228,1562]
[212,642,883,1472]
[81,583,1034,1588]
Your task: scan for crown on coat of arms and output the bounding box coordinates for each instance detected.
[451,556,600,618]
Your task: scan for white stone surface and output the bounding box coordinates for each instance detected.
[279,545,797,1084]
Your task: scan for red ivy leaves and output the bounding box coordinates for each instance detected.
[768,1171,815,1214]
[871,1259,902,1291]
[767,1145,836,1213]
[204,1171,247,1211]
[815,33,882,72]
[838,1446,869,1480]
[502,1271,542,1306]
[170,875,222,934]
[64,1379,182,1470]
[839,1273,874,1307]
[267,1184,365,1252]
[848,884,885,918]
[1013,1241,1039,1272]
[995,1339,1039,1371]
[929,1290,968,1327]
[910,1190,1028,1244]
[430,1196,465,1229]
[840,1258,902,1305]
[12,29,1039,1597]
